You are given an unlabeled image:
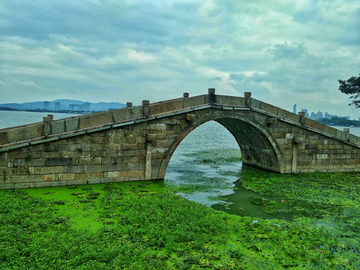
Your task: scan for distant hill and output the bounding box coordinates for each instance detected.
[0,99,126,112]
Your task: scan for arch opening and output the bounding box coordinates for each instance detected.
[159,114,284,181]
[215,118,282,172]
[164,120,242,206]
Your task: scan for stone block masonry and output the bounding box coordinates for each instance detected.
[1,89,360,189]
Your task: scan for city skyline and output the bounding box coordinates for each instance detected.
[1,1,359,118]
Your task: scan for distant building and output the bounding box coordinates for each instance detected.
[293,104,296,114]
[317,111,324,119]
[69,104,83,111]
[310,110,324,120]
[83,102,90,112]
[44,101,50,111]
[55,102,60,111]
[301,109,309,118]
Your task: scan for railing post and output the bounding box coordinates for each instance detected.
[142,100,150,116]
[126,102,133,108]
[183,92,189,98]
[244,92,251,107]
[43,116,52,136]
[344,128,350,140]
[298,112,305,124]
[208,88,216,103]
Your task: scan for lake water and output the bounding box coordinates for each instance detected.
[1,110,360,219]
[0,111,80,129]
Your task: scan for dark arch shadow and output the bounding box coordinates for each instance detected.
[158,113,285,179]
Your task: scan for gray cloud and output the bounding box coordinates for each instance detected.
[268,42,307,60]
[0,0,359,118]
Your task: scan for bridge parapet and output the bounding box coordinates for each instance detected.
[0,93,207,147]
[235,93,360,146]
[1,91,360,151]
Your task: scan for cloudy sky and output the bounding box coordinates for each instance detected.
[1,0,359,117]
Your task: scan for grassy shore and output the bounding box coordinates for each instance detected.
[1,167,359,269]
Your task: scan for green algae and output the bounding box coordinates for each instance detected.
[1,176,360,269]
[1,149,360,268]
[184,149,242,165]
[23,181,166,232]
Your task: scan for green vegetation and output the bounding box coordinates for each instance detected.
[184,149,242,165]
[317,116,360,127]
[1,150,359,269]
[338,73,360,108]
[1,168,360,269]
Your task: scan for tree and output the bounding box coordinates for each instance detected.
[338,73,360,108]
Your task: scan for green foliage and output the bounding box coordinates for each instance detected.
[317,117,360,127]
[338,73,360,107]
[25,153,32,161]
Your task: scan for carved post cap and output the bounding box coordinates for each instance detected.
[244,92,252,98]
[126,102,133,108]
[298,112,305,116]
[47,114,54,121]
[183,92,189,98]
[208,88,215,94]
[142,100,150,105]
[343,128,350,132]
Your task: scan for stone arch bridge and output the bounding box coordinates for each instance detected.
[1,89,360,189]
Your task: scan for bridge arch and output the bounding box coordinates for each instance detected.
[158,110,286,179]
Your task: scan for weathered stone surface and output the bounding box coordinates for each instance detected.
[59,173,76,181]
[79,112,113,129]
[2,93,360,190]
[44,174,57,181]
[100,178,114,183]
[216,95,245,106]
[51,181,67,187]
[15,182,30,189]
[34,166,67,174]
[150,99,182,115]
[88,178,101,184]
[0,132,7,145]
[65,118,79,131]
[35,181,52,188]
[75,172,103,180]
[7,124,42,143]
[67,179,85,185]
[0,183,15,189]
[45,157,73,166]
[122,143,143,150]
[68,166,85,174]
[51,120,65,134]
